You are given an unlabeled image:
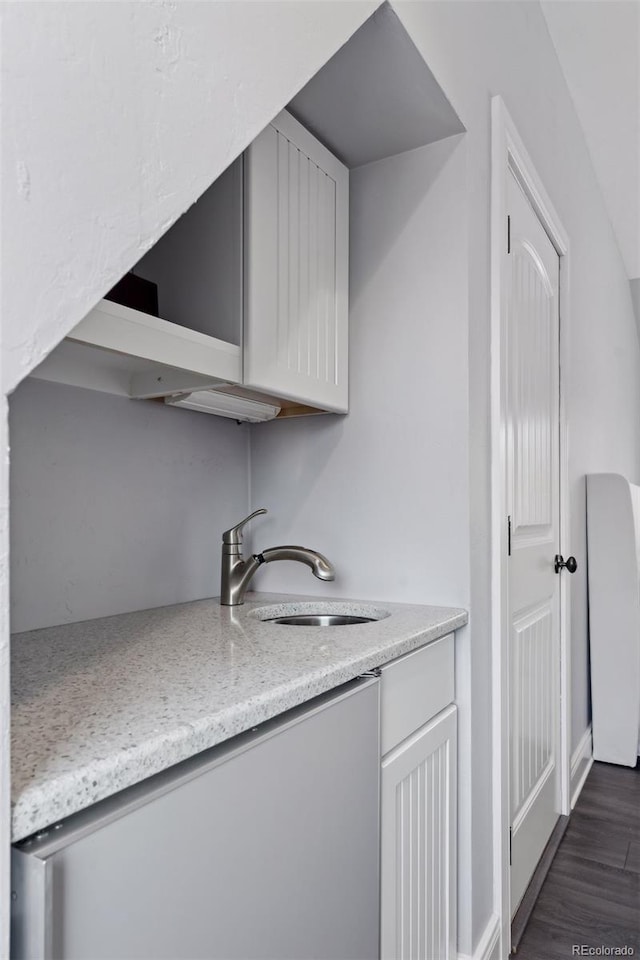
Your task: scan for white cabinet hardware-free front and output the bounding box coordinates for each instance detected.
[380,634,458,960]
[244,110,349,413]
[30,111,349,419]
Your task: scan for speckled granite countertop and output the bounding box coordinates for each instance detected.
[11,592,467,842]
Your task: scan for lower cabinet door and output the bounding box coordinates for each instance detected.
[381,704,457,960]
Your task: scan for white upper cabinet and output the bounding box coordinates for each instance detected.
[30,111,348,419]
[244,111,349,413]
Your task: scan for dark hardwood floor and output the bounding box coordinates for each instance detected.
[514,761,640,959]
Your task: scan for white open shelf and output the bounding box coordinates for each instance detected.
[30,298,242,400]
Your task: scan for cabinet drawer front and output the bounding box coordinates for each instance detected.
[380,633,454,756]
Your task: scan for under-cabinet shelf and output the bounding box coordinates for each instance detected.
[30,298,242,400]
[30,298,327,419]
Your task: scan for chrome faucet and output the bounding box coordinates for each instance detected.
[220,508,335,606]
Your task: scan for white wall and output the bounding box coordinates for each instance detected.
[9,380,250,634]
[0,397,8,953]
[631,278,640,335]
[565,237,640,740]
[541,0,640,280]
[388,1,640,950]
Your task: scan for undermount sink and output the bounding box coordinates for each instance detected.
[265,614,376,627]
[249,602,390,626]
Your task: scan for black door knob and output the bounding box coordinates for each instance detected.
[554,554,577,574]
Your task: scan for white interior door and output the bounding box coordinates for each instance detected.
[506,170,561,916]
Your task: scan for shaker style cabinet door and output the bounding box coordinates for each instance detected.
[243,110,349,413]
[381,705,457,960]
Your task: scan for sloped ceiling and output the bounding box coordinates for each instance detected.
[541,1,639,290]
[288,4,464,168]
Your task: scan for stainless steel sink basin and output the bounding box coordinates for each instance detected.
[264,614,376,627]
[249,602,390,626]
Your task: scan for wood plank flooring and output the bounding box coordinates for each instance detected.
[514,761,640,959]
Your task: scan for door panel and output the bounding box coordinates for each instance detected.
[507,171,561,917]
[510,603,554,818]
[380,706,457,960]
[511,243,555,537]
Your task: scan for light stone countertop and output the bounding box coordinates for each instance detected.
[11,592,467,842]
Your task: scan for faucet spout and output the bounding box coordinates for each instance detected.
[258,546,335,581]
[220,511,335,605]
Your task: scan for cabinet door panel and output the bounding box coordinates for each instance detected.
[381,705,457,960]
[244,110,348,412]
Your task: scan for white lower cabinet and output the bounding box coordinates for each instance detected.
[380,635,457,960]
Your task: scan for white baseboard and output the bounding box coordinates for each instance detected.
[458,913,501,960]
[570,725,593,809]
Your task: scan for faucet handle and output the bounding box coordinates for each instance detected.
[222,508,267,546]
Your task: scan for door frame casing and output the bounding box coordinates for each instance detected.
[490,96,572,958]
